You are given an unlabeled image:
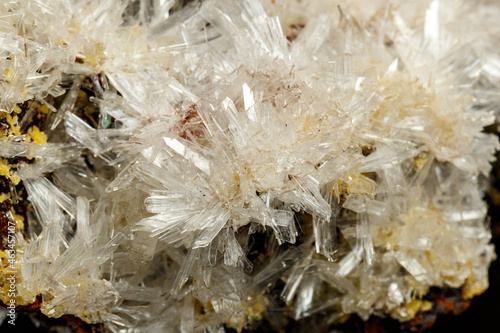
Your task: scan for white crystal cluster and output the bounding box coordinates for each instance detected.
[1,0,500,331]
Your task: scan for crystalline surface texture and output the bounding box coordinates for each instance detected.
[0,0,499,332]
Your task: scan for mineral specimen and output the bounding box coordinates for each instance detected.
[0,0,499,332]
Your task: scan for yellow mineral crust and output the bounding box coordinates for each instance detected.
[225,294,268,332]
[0,107,45,309]
[2,113,21,136]
[0,193,10,203]
[0,159,19,185]
[27,126,48,144]
[389,299,433,322]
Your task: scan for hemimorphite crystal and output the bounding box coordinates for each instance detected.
[0,0,499,331]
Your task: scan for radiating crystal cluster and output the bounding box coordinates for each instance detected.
[1,0,500,331]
